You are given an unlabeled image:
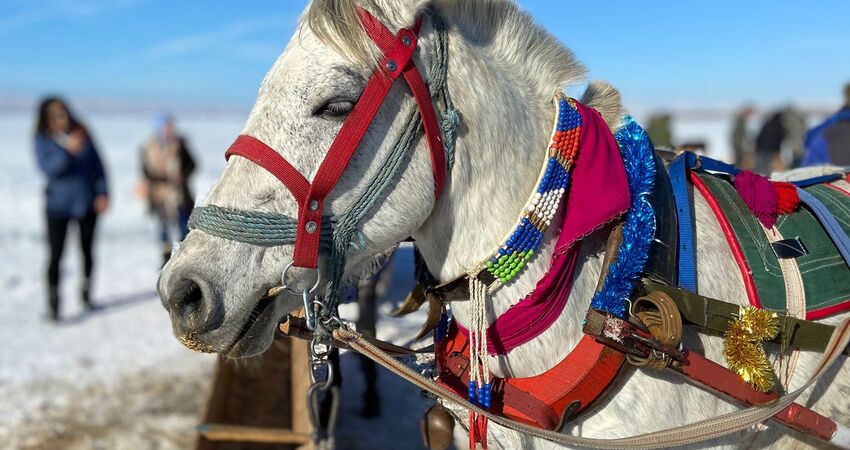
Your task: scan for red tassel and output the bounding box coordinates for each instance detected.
[773,181,800,215]
[477,415,489,449]
[468,413,488,449]
[734,170,778,228]
[468,411,477,449]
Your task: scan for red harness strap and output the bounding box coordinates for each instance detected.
[225,9,447,269]
[436,322,624,430]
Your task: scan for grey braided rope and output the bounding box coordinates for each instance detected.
[188,206,335,251]
[431,12,459,170]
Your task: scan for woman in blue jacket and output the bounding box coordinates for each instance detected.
[34,97,109,321]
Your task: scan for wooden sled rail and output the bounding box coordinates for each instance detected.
[197,423,311,445]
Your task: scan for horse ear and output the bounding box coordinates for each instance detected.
[580,80,624,131]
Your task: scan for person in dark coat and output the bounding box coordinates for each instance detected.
[803,83,850,167]
[731,106,755,169]
[34,97,109,321]
[139,113,196,264]
[755,111,786,174]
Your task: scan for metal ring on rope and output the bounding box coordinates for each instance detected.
[282,261,321,295]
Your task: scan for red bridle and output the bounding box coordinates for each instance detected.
[224,9,447,269]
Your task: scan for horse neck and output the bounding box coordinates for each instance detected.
[412,20,601,374]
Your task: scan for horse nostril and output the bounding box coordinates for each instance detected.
[170,278,205,318]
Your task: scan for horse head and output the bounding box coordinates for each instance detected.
[158,0,620,358]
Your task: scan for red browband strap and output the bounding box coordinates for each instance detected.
[225,9,447,269]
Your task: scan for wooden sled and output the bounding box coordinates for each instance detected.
[195,338,313,450]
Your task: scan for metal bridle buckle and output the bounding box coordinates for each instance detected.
[281,261,321,295]
[306,335,337,449]
[302,290,318,331]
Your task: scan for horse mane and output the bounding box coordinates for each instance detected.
[305,0,590,103]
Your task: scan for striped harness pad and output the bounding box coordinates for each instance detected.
[672,156,850,320]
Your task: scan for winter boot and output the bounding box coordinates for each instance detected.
[81,278,96,311]
[47,285,60,322]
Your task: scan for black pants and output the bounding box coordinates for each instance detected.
[47,211,98,289]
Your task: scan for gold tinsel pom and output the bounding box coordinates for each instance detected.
[723,306,780,392]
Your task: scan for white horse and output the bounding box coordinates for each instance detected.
[157,0,850,448]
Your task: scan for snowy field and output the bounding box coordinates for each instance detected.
[0,110,430,450]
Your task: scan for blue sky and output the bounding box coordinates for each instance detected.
[1,0,848,110]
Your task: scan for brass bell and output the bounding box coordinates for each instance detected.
[420,404,455,450]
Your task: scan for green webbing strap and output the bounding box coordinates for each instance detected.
[642,282,848,356]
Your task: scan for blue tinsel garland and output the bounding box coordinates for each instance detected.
[589,117,656,318]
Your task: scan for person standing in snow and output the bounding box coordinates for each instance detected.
[754,110,787,174]
[731,106,755,169]
[139,114,196,264]
[34,97,109,322]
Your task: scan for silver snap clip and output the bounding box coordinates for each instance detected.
[385,59,398,72]
[306,221,318,234]
[402,36,412,47]
[308,199,320,211]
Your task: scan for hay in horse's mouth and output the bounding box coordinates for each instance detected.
[224,292,278,357]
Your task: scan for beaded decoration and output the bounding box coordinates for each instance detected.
[464,95,581,440]
[482,96,582,285]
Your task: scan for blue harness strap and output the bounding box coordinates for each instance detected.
[791,173,844,188]
[669,153,697,292]
[797,188,850,266]
[669,152,740,292]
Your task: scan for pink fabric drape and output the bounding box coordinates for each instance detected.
[458,102,630,355]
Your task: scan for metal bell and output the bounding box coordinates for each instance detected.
[420,404,455,450]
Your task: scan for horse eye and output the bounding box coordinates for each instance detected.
[315,99,355,118]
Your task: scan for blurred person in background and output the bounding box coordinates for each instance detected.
[782,106,807,168]
[646,113,674,149]
[34,97,109,322]
[755,110,787,174]
[803,83,850,167]
[139,113,196,265]
[731,106,755,168]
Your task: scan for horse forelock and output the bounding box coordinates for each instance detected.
[304,0,590,102]
[304,0,429,66]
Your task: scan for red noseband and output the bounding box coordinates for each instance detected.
[225,9,447,269]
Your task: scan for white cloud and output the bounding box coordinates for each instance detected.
[145,15,292,59]
[0,0,145,34]
[104,14,296,69]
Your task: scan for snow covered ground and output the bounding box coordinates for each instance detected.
[0,110,430,449]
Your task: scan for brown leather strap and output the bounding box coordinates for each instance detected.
[677,349,779,405]
[678,350,838,440]
[277,314,422,356]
